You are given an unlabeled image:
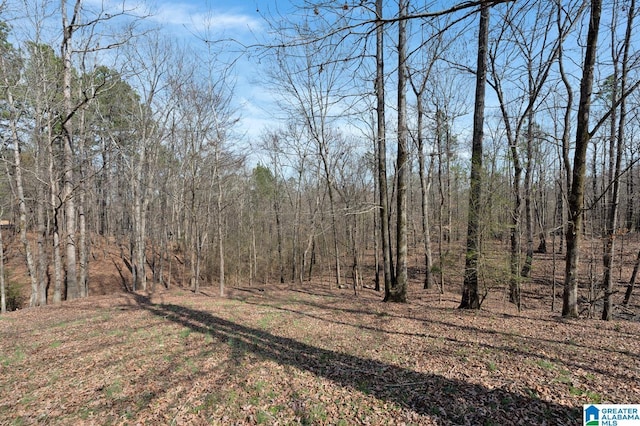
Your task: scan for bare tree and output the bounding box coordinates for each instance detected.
[375,0,393,295]
[266,28,354,290]
[563,0,602,318]
[427,64,468,294]
[260,0,513,303]
[459,3,489,310]
[0,40,40,307]
[386,0,410,302]
[407,13,453,291]
[409,77,435,290]
[602,0,636,320]
[118,33,175,292]
[487,0,583,309]
[59,0,84,299]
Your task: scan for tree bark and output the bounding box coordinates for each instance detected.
[602,0,634,320]
[61,0,81,300]
[2,77,39,306]
[409,50,438,292]
[78,105,88,298]
[416,101,434,290]
[216,147,225,297]
[460,4,489,310]
[275,196,285,284]
[375,0,393,297]
[521,112,535,278]
[36,152,48,306]
[132,140,147,291]
[386,0,409,303]
[623,249,640,306]
[563,0,602,318]
[0,227,5,313]
[318,145,341,289]
[49,127,64,304]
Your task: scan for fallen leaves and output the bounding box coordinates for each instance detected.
[0,283,638,425]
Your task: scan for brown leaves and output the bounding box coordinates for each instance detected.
[0,284,638,424]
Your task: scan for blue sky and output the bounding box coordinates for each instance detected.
[3,0,302,150]
[140,0,475,146]
[147,0,264,39]
[146,0,280,142]
[3,0,535,156]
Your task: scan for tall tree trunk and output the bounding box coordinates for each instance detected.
[373,171,381,292]
[386,0,409,303]
[491,61,523,308]
[0,227,5,313]
[35,106,48,306]
[132,128,150,292]
[36,183,47,306]
[132,151,145,292]
[195,230,204,293]
[421,153,434,290]
[508,136,523,308]
[36,126,49,306]
[314,141,341,289]
[250,213,257,286]
[2,81,39,306]
[293,165,305,284]
[100,140,111,236]
[49,127,64,304]
[275,197,285,284]
[601,82,618,320]
[78,106,88,298]
[291,184,300,283]
[563,0,602,318]
[216,148,225,296]
[521,112,535,278]
[437,115,448,293]
[303,189,320,284]
[189,186,197,292]
[375,0,393,296]
[602,0,634,320]
[61,0,80,300]
[349,210,360,294]
[557,3,574,194]
[416,100,434,290]
[625,161,635,231]
[460,4,489,310]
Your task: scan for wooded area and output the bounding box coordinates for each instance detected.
[1,0,640,321]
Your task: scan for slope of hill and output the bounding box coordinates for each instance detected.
[1,282,639,425]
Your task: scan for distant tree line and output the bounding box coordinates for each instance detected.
[1,0,639,320]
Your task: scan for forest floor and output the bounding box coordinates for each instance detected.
[2,233,640,424]
[1,275,640,425]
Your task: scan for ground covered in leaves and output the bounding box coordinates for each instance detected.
[1,282,639,425]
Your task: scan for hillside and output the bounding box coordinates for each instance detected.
[1,280,639,425]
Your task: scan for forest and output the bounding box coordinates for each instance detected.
[1,0,640,322]
[2,0,640,424]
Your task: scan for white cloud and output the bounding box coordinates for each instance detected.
[151,2,262,36]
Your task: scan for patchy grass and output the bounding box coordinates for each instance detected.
[0,283,639,424]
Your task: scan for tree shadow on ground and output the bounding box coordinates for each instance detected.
[131,293,580,425]
[235,290,640,360]
[234,294,640,386]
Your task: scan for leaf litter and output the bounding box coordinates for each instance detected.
[0,281,639,425]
